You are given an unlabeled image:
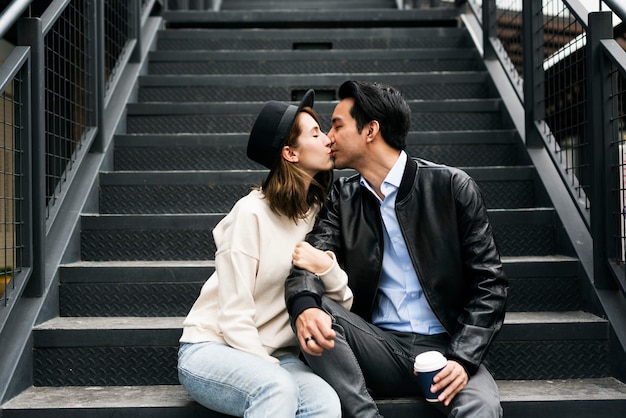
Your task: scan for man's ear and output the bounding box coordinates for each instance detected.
[366,121,380,142]
[282,145,299,163]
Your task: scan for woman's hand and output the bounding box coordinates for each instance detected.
[292,241,333,274]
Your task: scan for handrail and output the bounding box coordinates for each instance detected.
[466,0,626,295]
[0,0,32,39]
[0,0,159,403]
[604,0,626,24]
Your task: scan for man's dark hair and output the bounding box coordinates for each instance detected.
[337,80,411,150]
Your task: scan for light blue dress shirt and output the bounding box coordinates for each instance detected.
[360,151,445,335]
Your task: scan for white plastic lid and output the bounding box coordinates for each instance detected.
[413,351,447,372]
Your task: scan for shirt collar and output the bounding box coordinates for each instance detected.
[360,151,407,201]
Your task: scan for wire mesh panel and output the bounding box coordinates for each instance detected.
[43,1,94,213]
[538,0,588,208]
[104,0,132,90]
[610,67,626,268]
[0,65,26,307]
[495,0,524,78]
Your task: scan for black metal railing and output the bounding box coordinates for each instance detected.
[467,0,626,292]
[0,0,151,311]
[0,48,29,311]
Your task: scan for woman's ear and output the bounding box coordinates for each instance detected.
[282,145,299,163]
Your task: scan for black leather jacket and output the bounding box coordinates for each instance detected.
[285,157,508,375]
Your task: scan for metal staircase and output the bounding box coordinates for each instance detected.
[2,0,626,417]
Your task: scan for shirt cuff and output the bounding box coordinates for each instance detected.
[290,294,321,322]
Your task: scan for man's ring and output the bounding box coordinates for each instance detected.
[305,337,315,343]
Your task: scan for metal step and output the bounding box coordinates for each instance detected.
[59,260,213,317]
[97,166,545,213]
[161,9,461,29]
[113,130,528,171]
[126,99,506,134]
[156,27,474,50]
[5,379,626,418]
[139,71,493,97]
[219,0,397,10]
[78,208,557,261]
[138,72,494,102]
[502,256,582,312]
[147,49,483,75]
[29,312,609,386]
[56,256,580,317]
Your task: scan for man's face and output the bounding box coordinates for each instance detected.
[327,98,367,170]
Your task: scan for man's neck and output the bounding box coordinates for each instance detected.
[359,150,402,200]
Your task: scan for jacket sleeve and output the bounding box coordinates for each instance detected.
[445,176,508,375]
[285,180,345,320]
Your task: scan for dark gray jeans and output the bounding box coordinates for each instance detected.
[301,297,503,418]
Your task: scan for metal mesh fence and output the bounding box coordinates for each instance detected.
[495,0,524,78]
[538,0,589,208]
[104,0,132,89]
[43,1,94,213]
[0,67,25,306]
[610,67,626,266]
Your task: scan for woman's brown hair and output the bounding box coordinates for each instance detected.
[262,107,333,222]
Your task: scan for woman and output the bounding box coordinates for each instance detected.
[178,90,353,418]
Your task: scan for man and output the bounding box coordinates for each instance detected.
[285,80,508,417]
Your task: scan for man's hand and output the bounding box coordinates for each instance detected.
[295,307,336,356]
[414,360,469,406]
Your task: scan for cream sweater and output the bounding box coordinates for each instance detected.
[180,189,353,364]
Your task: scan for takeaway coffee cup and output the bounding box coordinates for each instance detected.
[414,351,447,402]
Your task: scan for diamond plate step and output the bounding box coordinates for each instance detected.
[29,312,609,386]
[57,256,579,317]
[139,72,493,102]
[59,261,214,317]
[147,49,483,76]
[113,130,528,171]
[162,9,461,29]
[126,99,506,134]
[502,256,582,312]
[156,27,474,51]
[97,166,544,213]
[78,208,558,260]
[219,0,397,10]
[79,214,221,261]
[5,379,626,418]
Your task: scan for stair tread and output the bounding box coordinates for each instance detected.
[62,260,215,268]
[98,166,537,183]
[148,48,478,59]
[114,130,519,143]
[34,311,606,332]
[4,378,626,410]
[162,9,460,25]
[61,255,574,269]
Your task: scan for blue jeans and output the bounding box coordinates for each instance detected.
[178,342,341,418]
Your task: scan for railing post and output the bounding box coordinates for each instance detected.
[482,0,496,60]
[93,0,106,153]
[131,0,143,63]
[17,18,45,298]
[587,11,615,289]
[522,0,544,148]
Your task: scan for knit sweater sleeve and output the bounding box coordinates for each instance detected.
[214,202,277,364]
[317,251,353,309]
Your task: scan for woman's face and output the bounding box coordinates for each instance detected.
[291,112,333,177]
